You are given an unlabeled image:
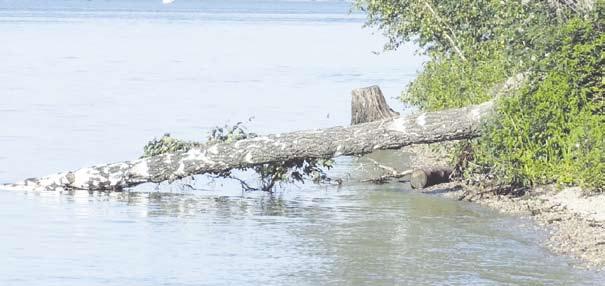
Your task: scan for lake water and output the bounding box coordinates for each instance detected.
[0,0,603,285]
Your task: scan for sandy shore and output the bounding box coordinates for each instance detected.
[421,182,605,269]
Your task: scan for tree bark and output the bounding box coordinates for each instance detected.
[351,86,399,125]
[0,98,494,192]
[3,72,528,193]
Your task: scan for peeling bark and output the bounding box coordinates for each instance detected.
[1,99,495,192]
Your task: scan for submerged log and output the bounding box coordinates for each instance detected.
[410,167,453,189]
[1,80,513,192]
[351,86,399,125]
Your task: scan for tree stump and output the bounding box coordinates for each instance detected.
[410,167,453,189]
[351,85,399,125]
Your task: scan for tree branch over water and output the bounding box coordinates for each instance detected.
[0,81,524,191]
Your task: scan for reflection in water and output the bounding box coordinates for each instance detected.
[1,187,603,285]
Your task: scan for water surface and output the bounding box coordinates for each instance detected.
[1,1,603,285]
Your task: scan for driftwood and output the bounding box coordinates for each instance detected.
[410,167,453,189]
[1,85,500,192]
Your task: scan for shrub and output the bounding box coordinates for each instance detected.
[473,19,604,191]
[402,43,509,110]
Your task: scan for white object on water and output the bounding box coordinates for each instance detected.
[162,0,175,4]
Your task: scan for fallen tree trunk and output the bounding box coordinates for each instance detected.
[6,76,529,193]
[1,99,493,192]
[351,86,453,186]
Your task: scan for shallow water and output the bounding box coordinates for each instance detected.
[1,1,604,285]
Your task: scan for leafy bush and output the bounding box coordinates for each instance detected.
[357,0,567,111]
[402,43,509,110]
[355,0,562,61]
[473,19,604,191]
[357,0,603,192]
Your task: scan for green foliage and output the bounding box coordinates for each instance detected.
[357,0,578,111]
[473,19,604,191]
[355,0,561,59]
[142,134,191,158]
[402,43,509,110]
[207,122,257,143]
[358,0,603,192]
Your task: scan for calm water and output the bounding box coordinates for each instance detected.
[0,1,603,285]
